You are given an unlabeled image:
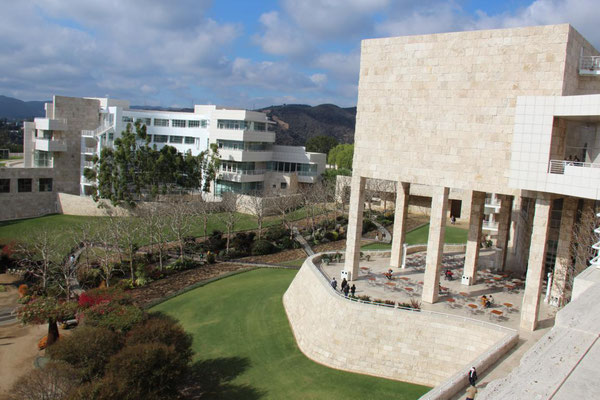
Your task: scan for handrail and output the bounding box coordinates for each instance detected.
[580,55,600,71]
[548,159,600,174]
[220,169,266,175]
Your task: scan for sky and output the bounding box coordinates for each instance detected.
[1,0,599,109]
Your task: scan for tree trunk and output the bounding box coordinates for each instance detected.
[258,219,263,239]
[203,214,208,238]
[47,319,59,346]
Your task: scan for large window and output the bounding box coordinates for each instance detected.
[154,118,169,127]
[0,179,9,193]
[184,137,195,144]
[254,122,266,131]
[18,178,32,192]
[217,120,250,130]
[136,117,151,126]
[169,136,183,144]
[122,116,133,123]
[153,135,168,143]
[172,119,186,128]
[188,120,200,128]
[39,178,53,192]
[34,151,52,167]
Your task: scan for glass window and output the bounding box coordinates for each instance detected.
[281,182,287,189]
[153,135,168,143]
[154,118,169,127]
[122,116,133,123]
[188,120,200,128]
[136,117,151,126]
[39,178,53,192]
[184,137,195,144]
[217,120,250,130]
[18,178,32,192]
[201,120,208,128]
[108,132,114,140]
[169,136,183,144]
[254,122,266,131]
[172,119,186,128]
[0,179,9,193]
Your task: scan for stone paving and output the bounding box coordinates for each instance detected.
[321,251,557,332]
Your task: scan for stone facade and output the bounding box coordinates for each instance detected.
[284,255,517,388]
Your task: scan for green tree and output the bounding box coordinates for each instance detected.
[328,144,354,170]
[305,135,338,155]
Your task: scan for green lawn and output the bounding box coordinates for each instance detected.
[152,269,430,400]
[278,258,306,267]
[361,224,468,250]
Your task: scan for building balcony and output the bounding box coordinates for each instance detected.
[297,171,319,183]
[211,129,275,143]
[81,176,95,186]
[34,138,67,152]
[83,147,97,155]
[218,148,273,162]
[34,118,67,131]
[482,220,499,232]
[218,169,265,183]
[579,56,600,76]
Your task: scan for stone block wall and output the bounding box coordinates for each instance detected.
[0,167,57,221]
[283,255,516,388]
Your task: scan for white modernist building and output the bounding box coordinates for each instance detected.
[37,96,324,198]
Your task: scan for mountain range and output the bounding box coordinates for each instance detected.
[0,95,356,146]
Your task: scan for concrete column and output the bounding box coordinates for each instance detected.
[520,196,552,331]
[390,182,410,268]
[422,186,449,303]
[495,195,513,271]
[463,191,485,285]
[344,175,366,279]
[507,196,522,256]
[550,197,578,306]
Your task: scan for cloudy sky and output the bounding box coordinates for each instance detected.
[1,0,599,108]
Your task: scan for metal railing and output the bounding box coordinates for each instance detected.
[84,147,97,154]
[219,169,266,175]
[580,56,600,72]
[83,161,95,168]
[548,159,600,174]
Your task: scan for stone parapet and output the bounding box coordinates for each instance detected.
[283,253,517,395]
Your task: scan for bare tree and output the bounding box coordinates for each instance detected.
[216,192,243,253]
[138,204,170,270]
[95,224,121,287]
[113,215,142,283]
[17,228,62,293]
[194,197,216,239]
[270,192,297,239]
[242,191,268,239]
[166,199,194,259]
[10,361,79,400]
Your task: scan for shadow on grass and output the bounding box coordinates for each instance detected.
[181,356,265,400]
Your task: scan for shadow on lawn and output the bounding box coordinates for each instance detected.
[181,356,265,399]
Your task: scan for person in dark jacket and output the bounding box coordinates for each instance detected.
[331,277,337,290]
[343,284,350,297]
[341,278,347,292]
[350,284,356,297]
[468,367,477,386]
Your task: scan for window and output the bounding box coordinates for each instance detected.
[34,151,52,167]
[201,120,208,128]
[172,119,186,128]
[153,135,168,143]
[108,132,114,140]
[217,120,250,130]
[39,178,53,192]
[169,136,183,144]
[154,118,169,127]
[254,122,266,131]
[184,137,195,144]
[136,118,151,126]
[188,120,200,128]
[0,179,9,193]
[18,178,32,192]
[122,116,133,123]
[280,182,287,189]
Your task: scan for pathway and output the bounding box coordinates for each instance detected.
[292,227,315,256]
[369,219,392,243]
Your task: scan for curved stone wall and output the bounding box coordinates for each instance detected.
[283,254,517,389]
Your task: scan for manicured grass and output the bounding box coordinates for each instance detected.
[278,258,306,267]
[361,224,468,250]
[152,269,430,400]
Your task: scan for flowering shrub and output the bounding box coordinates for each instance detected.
[17,296,77,325]
[78,287,132,309]
[84,303,144,332]
[18,284,28,298]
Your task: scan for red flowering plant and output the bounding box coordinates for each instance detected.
[77,287,143,332]
[17,296,78,346]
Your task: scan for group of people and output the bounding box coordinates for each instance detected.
[444,269,454,281]
[565,155,582,165]
[330,277,356,297]
[480,295,494,309]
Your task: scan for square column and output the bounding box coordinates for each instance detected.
[344,175,366,279]
[495,195,513,271]
[390,182,410,268]
[520,196,552,331]
[463,191,485,285]
[422,186,449,304]
[550,197,578,306]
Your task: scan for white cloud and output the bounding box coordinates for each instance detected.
[310,73,328,86]
[253,11,313,57]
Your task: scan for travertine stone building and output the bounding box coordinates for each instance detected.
[344,24,600,331]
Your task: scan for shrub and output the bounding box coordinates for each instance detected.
[18,284,28,297]
[279,236,296,250]
[231,232,256,255]
[264,225,288,242]
[83,303,145,332]
[170,257,199,271]
[357,295,371,302]
[0,285,6,293]
[206,252,216,264]
[251,239,275,256]
[105,342,187,399]
[126,313,193,366]
[78,287,132,309]
[323,231,339,241]
[362,219,377,233]
[47,326,123,381]
[11,361,80,400]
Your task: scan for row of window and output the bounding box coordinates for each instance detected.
[122,116,208,128]
[0,178,53,193]
[149,135,196,144]
[216,120,267,132]
[267,161,317,173]
[216,140,271,151]
[214,180,264,196]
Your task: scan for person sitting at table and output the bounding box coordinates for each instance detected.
[488,295,494,306]
[481,295,492,308]
[444,269,454,281]
[384,268,393,280]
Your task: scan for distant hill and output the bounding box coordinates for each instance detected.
[258,104,356,146]
[0,95,47,119]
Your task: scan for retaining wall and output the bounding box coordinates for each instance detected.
[283,253,517,396]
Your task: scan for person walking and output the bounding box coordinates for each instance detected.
[331,277,337,290]
[341,278,347,292]
[468,367,477,386]
[465,384,477,400]
[343,284,350,297]
[350,284,356,297]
